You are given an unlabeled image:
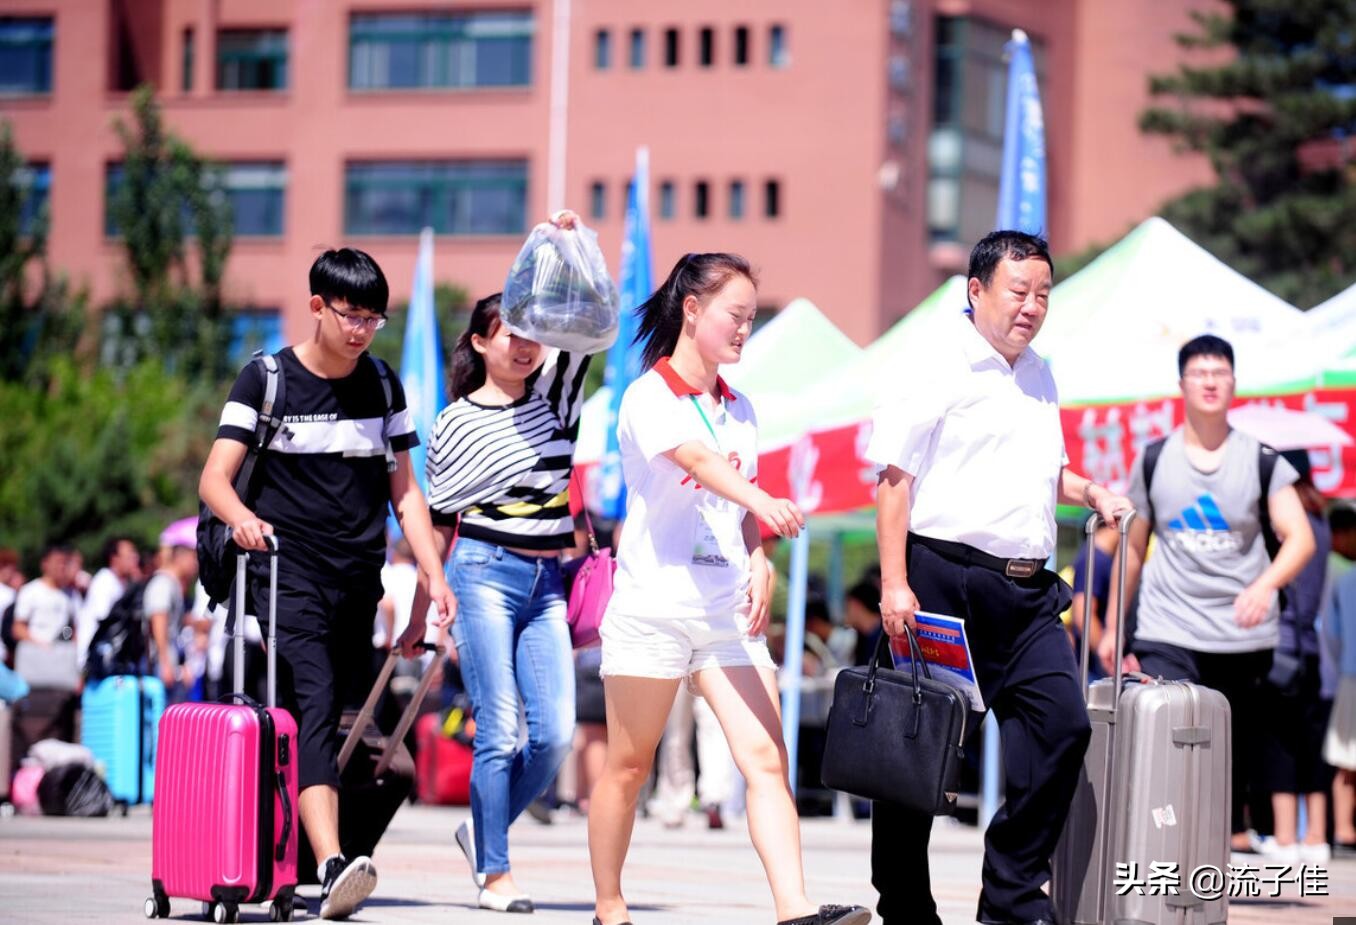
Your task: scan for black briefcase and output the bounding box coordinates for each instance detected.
[820,628,968,815]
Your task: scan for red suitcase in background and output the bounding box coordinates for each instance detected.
[416,711,473,806]
[148,541,299,924]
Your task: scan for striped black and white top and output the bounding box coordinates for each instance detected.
[426,350,590,550]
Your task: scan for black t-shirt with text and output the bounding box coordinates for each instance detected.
[216,348,418,580]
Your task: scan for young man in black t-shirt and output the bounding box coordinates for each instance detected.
[200,248,454,920]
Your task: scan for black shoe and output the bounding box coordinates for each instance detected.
[703,803,724,830]
[778,904,872,925]
[319,854,377,920]
[592,919,634,925]
[1334,841,1356,858]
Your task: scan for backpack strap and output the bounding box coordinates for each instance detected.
[233,351,287,499]
[370,355,398,474]
[1141,436,1168,532]
[1258,442,1281,560]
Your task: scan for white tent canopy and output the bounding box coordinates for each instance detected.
[1039,217,1303,403]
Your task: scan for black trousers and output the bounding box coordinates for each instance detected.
[871,541,1089,925]
[248,557,382,791]
[1133,640,1273,835]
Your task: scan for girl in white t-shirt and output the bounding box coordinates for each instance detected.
[587,253,870,925]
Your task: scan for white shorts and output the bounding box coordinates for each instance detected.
[1325,676,1356,770]
[599,604,776,682]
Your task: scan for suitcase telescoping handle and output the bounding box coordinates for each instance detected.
[227,532,281,709]
[339,642,447,778]
[1078,510,1137,704]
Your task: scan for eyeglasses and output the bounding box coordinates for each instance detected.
[1182,369,1234,382]
[325,302,386,332]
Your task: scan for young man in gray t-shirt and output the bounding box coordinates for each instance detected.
[1100,334,1315,851]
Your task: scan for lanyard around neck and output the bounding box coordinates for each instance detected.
[688,395,721,449]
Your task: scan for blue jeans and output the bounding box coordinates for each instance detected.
[450,537,575,875]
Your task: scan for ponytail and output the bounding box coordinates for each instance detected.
[449,293,502,401]
[634,253,756,371]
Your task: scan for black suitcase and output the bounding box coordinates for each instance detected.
[297,643,442,883]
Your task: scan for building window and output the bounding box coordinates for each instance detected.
[694,180,709,219]
[629,28,645,68]
[728,180,745,220]
[928,16,1033,243]
[16,163,50,235]
[664,28,679,67]
[0,17,54,95]
[889,54,910,92]
[181,29,194,92]
[764,179,781,219]
[344,161,528,235]
[104,161,287,237]
[222,163,287,236]
[217,29,288,91]
[349,12,533,90]
[590,180,606,219]
[699,27,714,67]
[659,180,675,219]
[594,29,611,69]
[768,24,787,68]
[733,26,749,66]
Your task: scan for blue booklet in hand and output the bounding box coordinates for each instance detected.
[889,611,985,712]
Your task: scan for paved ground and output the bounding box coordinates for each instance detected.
[2,804,1355,924]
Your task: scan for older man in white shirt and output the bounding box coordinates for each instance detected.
[867,231,1132,925]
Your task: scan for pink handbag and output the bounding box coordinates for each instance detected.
[566,472,614,649]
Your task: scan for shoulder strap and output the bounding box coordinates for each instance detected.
[1258,442,1281,560]
[1142,436,1168,531]
[569,468,600,554]
[233,351,286,498]
[369,355,398,474]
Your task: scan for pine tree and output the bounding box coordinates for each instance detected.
[1141,1,1356,308]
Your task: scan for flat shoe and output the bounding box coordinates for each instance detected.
[592,918,633,925]
[778,904,872,925]
[479,889,534,913]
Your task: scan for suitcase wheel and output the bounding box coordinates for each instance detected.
[204,901,238,924]
[269,898,294,922]
[143,896,169,919]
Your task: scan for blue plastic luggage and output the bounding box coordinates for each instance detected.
[81,674,165,808]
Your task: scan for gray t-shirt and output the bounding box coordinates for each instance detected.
[143,571,185,668]
[1128,429,1298,653]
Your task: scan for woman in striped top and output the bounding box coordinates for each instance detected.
[405,215,613,914]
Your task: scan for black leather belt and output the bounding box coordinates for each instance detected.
[908,533,1044,579]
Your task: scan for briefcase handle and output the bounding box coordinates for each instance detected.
[869,623,933,697]
[339,641,446,776]
[1078,510,1137,705]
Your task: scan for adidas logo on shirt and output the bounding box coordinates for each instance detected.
[1166,494,1244,554]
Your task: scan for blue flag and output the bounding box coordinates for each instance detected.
[596,147,652,520]
[996,29,1046,234]
[399,226,445,494]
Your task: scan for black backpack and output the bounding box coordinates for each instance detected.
[84,579,151,681]
[197,352,288,608]
[1,599,16,668]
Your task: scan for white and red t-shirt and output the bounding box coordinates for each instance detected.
[608,357,760,619]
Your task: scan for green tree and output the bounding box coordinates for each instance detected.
[107,85,235,380]
[0,358,219,569]
[1141,1,1356,307]
[0,122,87,385]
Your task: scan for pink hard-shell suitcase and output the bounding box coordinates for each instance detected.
[147,540,299,923]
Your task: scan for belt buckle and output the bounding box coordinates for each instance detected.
[1004,559,1038,579]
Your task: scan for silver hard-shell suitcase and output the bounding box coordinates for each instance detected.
[1052,512,1232,925]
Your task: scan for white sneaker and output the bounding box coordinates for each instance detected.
[1299,841,1332,865]
[1263,841,1301,864]
[455,818,486,889]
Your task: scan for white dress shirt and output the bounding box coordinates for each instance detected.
[865,311,1067,560]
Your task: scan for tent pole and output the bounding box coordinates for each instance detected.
[781,526,810,798]
[827,530,845,622]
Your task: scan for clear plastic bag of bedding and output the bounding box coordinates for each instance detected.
[501,220,621,355]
